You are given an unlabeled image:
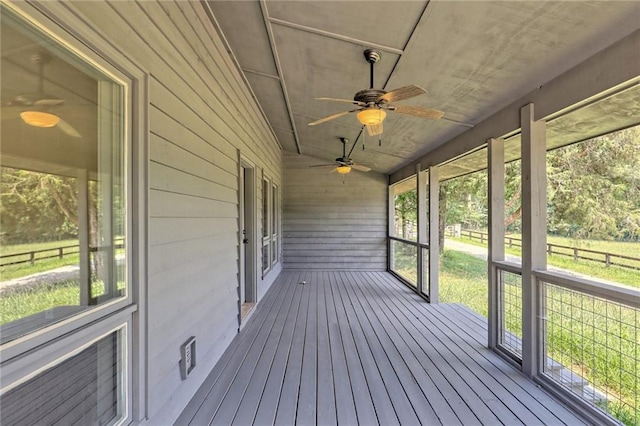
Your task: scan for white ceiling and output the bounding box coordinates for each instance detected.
[209,0,640,174]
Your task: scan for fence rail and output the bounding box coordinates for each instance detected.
[453,229,640,271]
[0,240,125,268]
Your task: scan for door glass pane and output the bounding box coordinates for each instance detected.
[0,8,127,343]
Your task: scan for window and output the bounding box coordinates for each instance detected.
[261,176,279,274]
[1,328,125,425]
[262,177,270,273]
[0,9,127,343]
[272,184,278,265]
[0,5,136,424]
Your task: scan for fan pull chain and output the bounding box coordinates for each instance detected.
[362,129,366,151]
[379,137,382,147]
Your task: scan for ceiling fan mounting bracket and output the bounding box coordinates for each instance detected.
[363,49,381,64]
[354,89,386,104]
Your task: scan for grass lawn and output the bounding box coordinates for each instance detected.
[0,280,80,325]
[1,254,80,281]
[438,249,639,426]
[449,235,640,289]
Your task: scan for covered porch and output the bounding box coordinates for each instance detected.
[177,271,588,425]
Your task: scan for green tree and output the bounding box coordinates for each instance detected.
[394,190,417,239]
[547,126,640,241]
[1,168,78,244]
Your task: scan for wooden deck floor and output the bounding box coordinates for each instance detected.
[176,271,588,426]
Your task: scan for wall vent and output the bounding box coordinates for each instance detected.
[180,337,196,380]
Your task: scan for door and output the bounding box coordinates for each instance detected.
[239,163,255,324]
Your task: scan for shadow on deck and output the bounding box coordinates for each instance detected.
[176,270,588,425]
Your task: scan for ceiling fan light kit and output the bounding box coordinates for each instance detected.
[357,108,386,126]
[6,52,83,137]
[336,165,352,174]
[20,110,60,128]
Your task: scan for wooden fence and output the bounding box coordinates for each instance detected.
[453,229,640,271]
[1,240,124,268]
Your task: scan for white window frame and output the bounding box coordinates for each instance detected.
[262,173,272,275]
[0,2,148,423]
[271,183,279,266]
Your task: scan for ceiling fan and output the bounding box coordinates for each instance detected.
[309,137,371,174]
[308,49,444,136]
[3,53,81,138]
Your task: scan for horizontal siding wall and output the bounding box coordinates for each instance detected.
[60,1,282,422]
[283,152,387,270]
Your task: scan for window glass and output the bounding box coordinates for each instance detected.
[0,9,126,344]
[272,184,277,237]
[262,178,269,238]
[0,329,125,425]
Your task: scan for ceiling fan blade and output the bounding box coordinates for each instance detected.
[392,104,444,120]
[57,119,82,138]
[34,98,65,107]
[308,109,359,126]
[378,85,427,104]
[351,164,371,172]
[316,97,366,107]
[309,164,337,168]
[366,122,383,136]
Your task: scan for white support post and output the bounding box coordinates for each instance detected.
[521,103,547,377]
[388,183,395,271]
[416,164,427,294]
[488,138,505,348]
[428,166,439,303]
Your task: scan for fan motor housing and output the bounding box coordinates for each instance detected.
[354,89,386,105]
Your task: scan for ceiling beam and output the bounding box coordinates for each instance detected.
[259,0,302,154]
[390,28,640,184]
[268,17,404,55]
[242,67,280,81]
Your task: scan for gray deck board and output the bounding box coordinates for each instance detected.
[327,271,379,426]
[369,272,587,426]
[296,272,319,425]
[204,272,295,425]
[340,271,437,424]
[251,271,303,426]
[332,272,399,425]
[177,271,589,426]
[222,272,303,425]
[175,271,291,426]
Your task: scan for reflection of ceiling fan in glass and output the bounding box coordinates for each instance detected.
[4,53,81,138]
[308,49,444,136]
